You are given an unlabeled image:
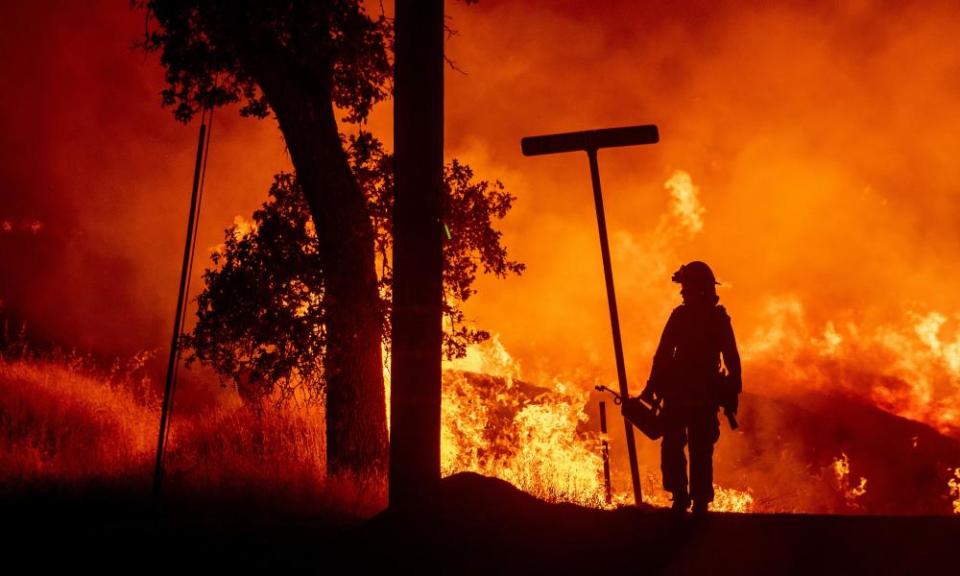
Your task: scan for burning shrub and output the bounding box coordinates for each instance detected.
[441,370,606,507]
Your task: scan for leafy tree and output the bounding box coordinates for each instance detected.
[186,134,523,410]
[139,0,397,478]
[185,172,328,407]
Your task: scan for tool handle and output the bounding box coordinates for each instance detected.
[725,410,739,430]
[594,385,623,405]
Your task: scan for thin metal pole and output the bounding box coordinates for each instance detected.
[599,400,612,505]
[587,148,642,505]
[153,113,208,497]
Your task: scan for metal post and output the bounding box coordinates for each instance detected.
[599,400,612,505]
[587,148,642,505]
[153,114,208,497]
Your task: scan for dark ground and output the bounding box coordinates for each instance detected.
[4,473,958,575]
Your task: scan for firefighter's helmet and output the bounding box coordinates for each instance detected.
[671,261,719,286]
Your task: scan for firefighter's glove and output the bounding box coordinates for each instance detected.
[640,384,661,410]
[639,384,656,404]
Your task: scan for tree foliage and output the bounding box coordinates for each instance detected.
[138,0,391,124]
[185,173,327,405]
[140,0,508,479]
[185,133,524,404]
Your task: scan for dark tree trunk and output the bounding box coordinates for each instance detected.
[234,24,388,481]
[389,0,445,510]
[286,106,388,482]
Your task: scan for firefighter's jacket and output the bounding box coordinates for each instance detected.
[647,303,741,407]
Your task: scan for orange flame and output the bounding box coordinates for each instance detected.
[742,296,960,436]
[440,366,606,507]
[664,170,705,236]
[950,468,960,515]
[832,453,867,510]
[441,338,754,511]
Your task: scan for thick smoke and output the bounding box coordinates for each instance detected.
[441,0,960,420]
[0,1,288,357]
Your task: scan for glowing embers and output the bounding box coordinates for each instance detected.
[0,219,43,234]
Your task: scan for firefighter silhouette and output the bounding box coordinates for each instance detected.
[640,261,742,514]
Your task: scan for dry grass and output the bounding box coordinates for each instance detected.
[0,356,384,519]
[0,358,157,481]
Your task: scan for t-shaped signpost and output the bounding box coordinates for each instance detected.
[521,124,660,505]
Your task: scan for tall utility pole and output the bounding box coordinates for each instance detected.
[390,0,445,511]
[521,125,660,505]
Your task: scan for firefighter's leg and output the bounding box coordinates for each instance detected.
[688,406,720,505]
[660,410,689,504]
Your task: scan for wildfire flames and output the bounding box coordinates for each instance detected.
[431,156,960,512]
[441,337,755,512]
[8,164,960,516]
[5,0,960,519]
[442,337,605,507]
[664,170,705,236]
[4,163,960,516]
[744,298,960,436]
[950,468,960,515]
[832,453,868,510]
[441,369,606,507]
[430,166,960,514]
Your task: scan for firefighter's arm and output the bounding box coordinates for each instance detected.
[719,308,742,414]
[641,308,680,404]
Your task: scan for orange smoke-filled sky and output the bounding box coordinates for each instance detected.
[2,0,960,394]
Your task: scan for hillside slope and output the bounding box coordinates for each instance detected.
[359,472,960,575]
